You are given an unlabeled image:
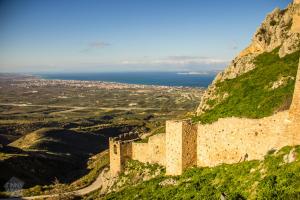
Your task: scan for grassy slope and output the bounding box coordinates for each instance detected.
[193,49,300,123]
[102,146,300,200]
[0,128,107,191]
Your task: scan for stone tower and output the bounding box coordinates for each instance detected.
[292,0,300,33]
[109,133,139,176]
[285,58,300,145]
[285,0,300,145]
[165,120,197,175]
[109,138,122,176]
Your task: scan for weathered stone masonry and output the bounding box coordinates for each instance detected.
[109,55,300,176]
[109,132,139,176]
[109,132,166,176]
[166,120,197,175]
[197,112,289,167]
[282,59,300,145]
[109,0,300,176]
[109,121,197,176]
[132,133,166,166]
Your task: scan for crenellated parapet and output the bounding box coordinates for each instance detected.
[109,132,139,176]
[109,132,139,143]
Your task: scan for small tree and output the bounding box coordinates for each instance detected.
[49,178,77,200]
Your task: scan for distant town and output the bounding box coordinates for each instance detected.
[6,74,202,90]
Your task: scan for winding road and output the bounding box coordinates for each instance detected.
[24,170,107,199]
[1,168,113,200]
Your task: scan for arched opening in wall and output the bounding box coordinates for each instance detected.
[114,144,118,154]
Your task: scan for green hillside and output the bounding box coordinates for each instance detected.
[0,128,106,190]
[100,146,300,200]
[193,49,300,124]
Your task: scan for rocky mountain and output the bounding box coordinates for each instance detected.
[197,1,300,116]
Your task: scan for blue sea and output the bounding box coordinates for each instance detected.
[37,72,217,87]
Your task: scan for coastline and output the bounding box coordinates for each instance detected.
[34,72,215,88]
[0,73,206,90]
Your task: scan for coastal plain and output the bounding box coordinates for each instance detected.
[0,73,203,191]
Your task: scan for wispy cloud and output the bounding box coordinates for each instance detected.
[231,46,239,50]
[2,54,229,72]
[121,55,228,66]
[81,41,111,53]
[89,41,110,48]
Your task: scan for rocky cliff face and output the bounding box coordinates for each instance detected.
[197,2,300,115]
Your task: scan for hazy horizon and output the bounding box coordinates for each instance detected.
[0,68,223,74]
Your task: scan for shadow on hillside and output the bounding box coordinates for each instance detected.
[0,125,138,191]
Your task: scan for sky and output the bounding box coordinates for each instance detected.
[0,0,291,73]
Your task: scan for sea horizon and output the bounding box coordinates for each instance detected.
[34,71,217,87]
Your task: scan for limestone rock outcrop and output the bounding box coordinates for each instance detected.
[197,1,300,115]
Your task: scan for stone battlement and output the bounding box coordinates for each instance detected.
[109,132,139,142]
[109,56,300,176]
[109,132,139,176]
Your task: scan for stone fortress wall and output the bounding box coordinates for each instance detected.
[132,133,166,166]
[197,111,289,167]
[109,132,166,176]
[110,56,300,176]
[109,0,300,176]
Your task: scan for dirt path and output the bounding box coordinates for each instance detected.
[20,168,114,199]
